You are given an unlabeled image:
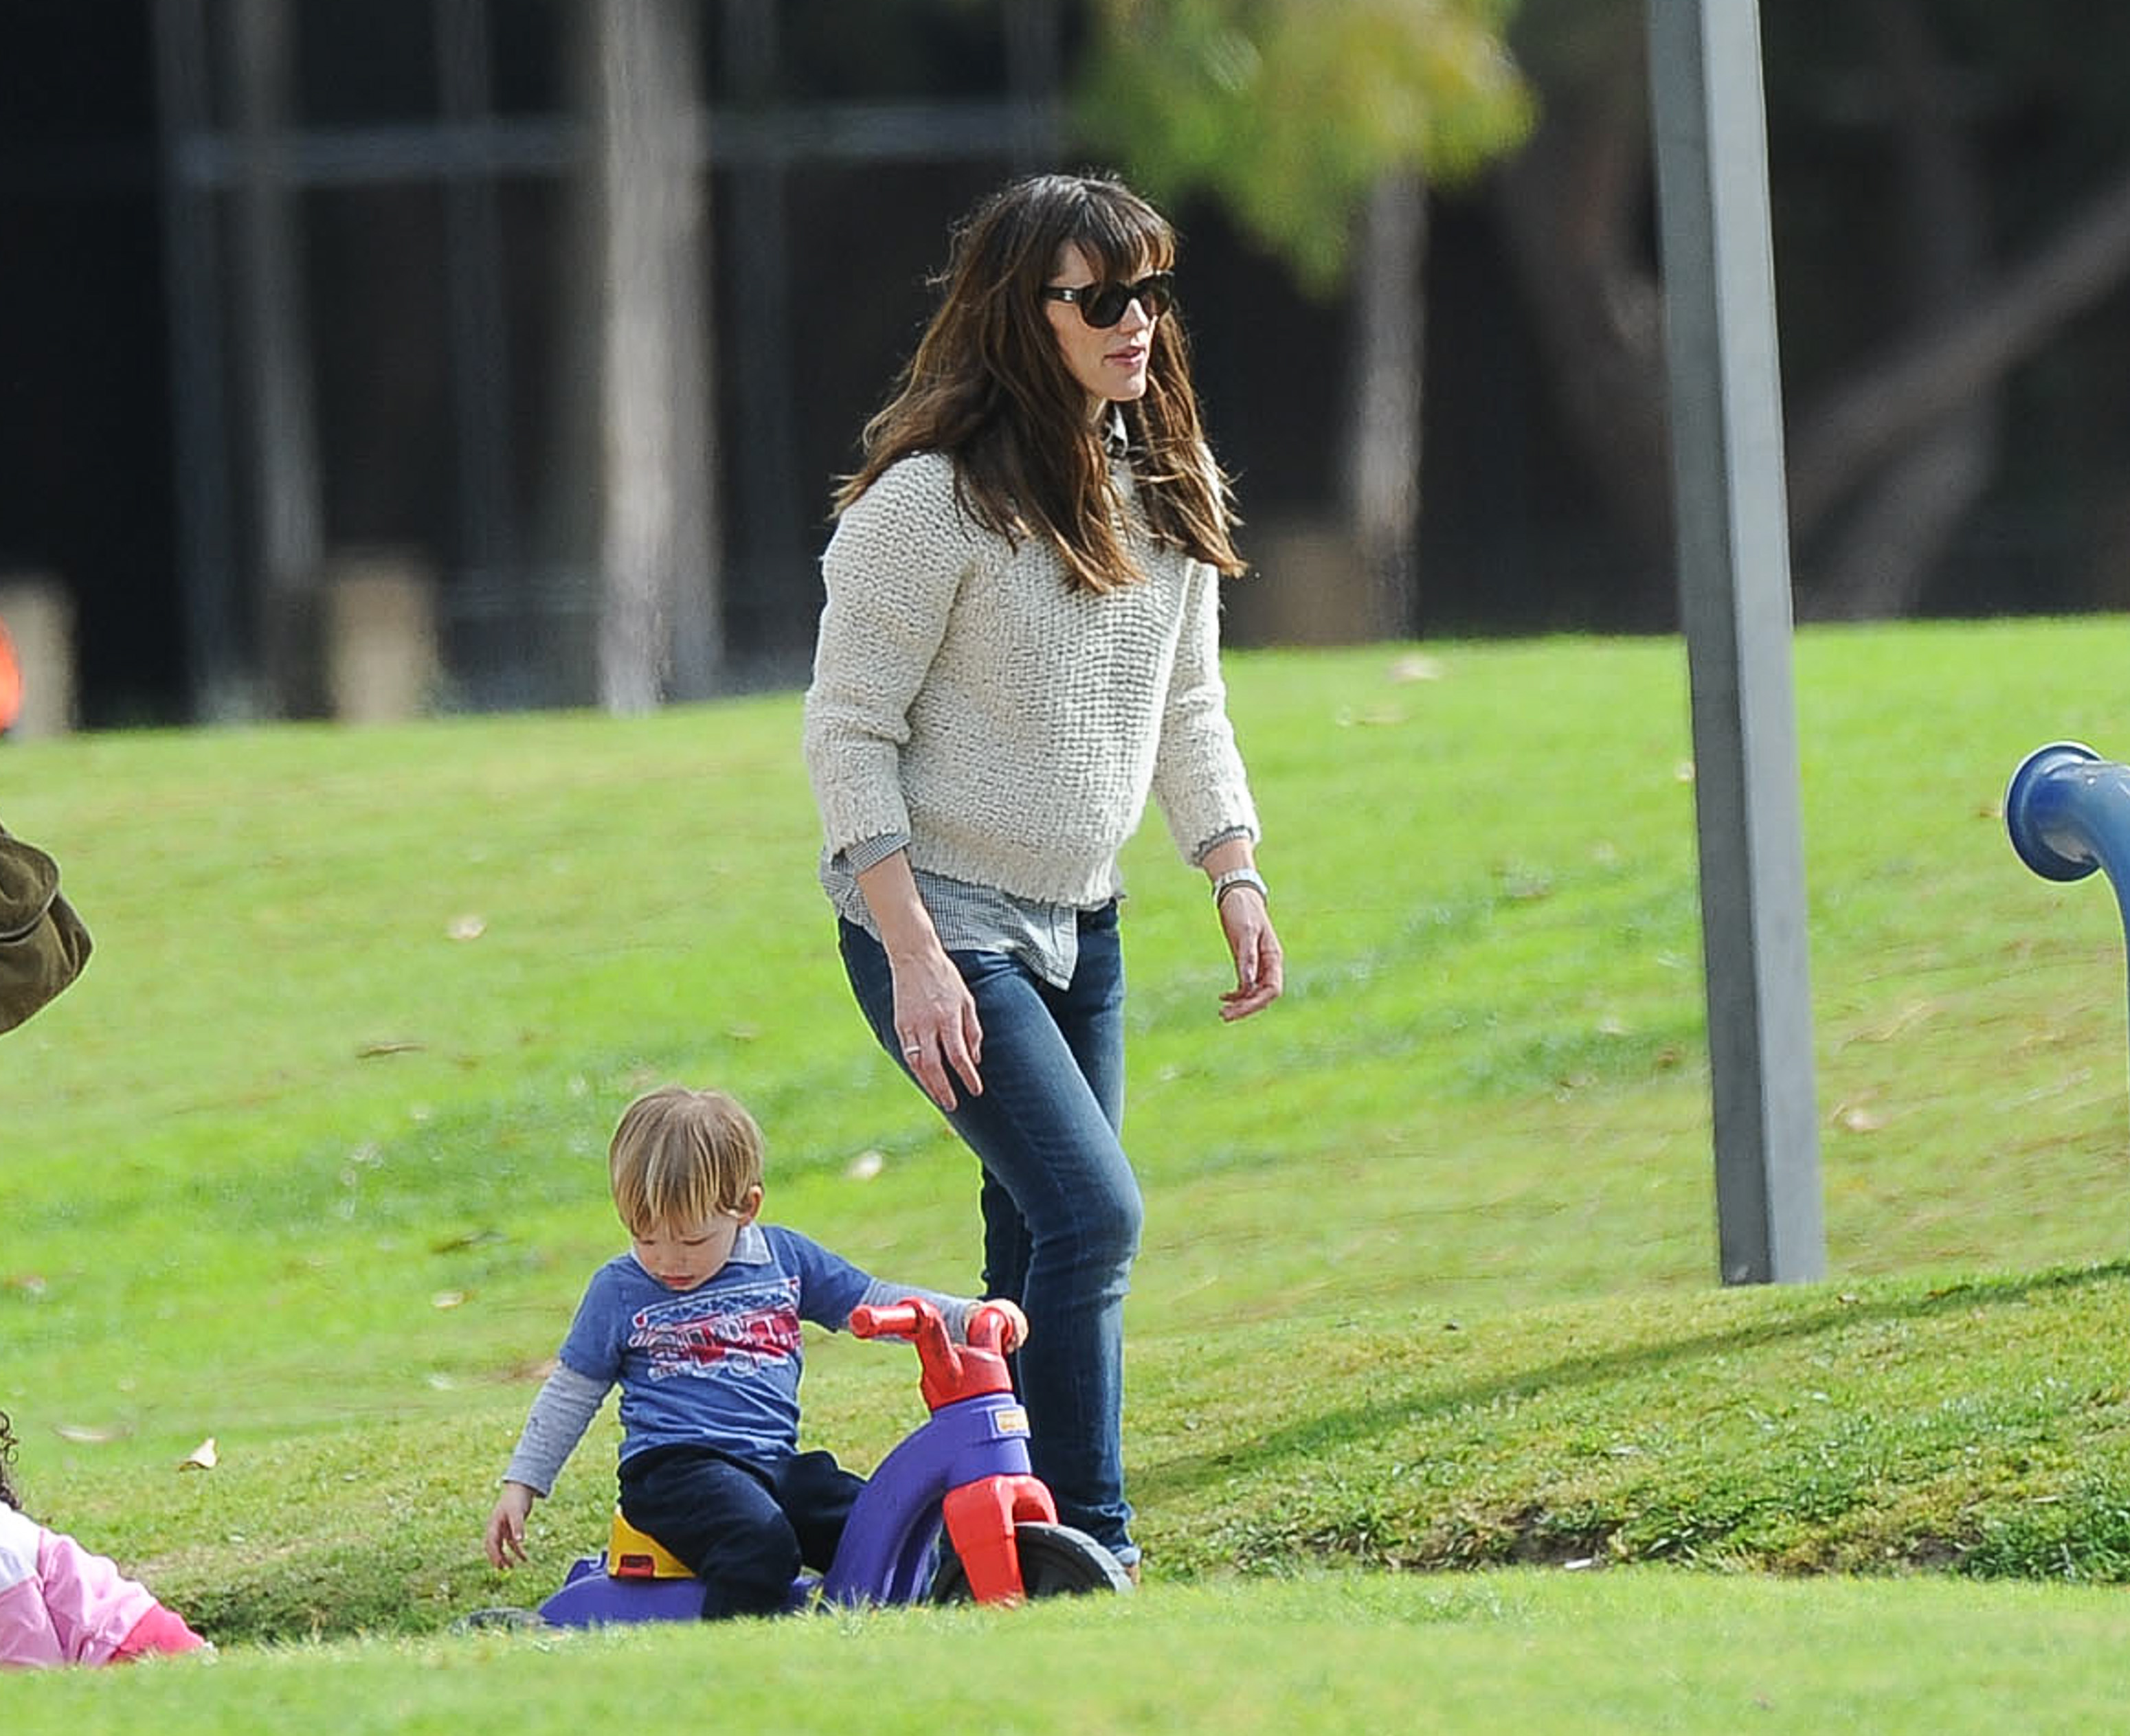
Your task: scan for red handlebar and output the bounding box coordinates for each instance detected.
[847,1300,922,1341]
[848,1298,1018,1351]
[847,1296,1018,1409]
[965,1300,1016,1355]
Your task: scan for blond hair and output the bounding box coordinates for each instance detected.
[608,1086,764,1235]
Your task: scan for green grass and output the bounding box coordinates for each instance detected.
[9,1574,2130,1734]
[3,617,2128,1724]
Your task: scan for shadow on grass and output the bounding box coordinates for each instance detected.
[1134,1259,2130,1505]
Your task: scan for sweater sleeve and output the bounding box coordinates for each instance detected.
[803,453,980,859]
[1152,559,1259,861]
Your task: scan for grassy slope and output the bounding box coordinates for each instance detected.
[1,618,2127,1661]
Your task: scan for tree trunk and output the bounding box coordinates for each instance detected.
[1496,5,2130,627]
[1786,163,2130,537]
[1797,0,1995,619]
[1490,28,1677,622]
[1341,173,1429,639]
[591,0,715,715]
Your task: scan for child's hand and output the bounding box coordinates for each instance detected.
[484,1483,537,1570]
[991,1298,1031,1352]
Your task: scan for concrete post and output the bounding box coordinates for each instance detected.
[0,577,78,739]
[1647,0,1825,1283]
[324,552,442,724]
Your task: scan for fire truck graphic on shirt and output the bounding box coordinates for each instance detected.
[627,1276,804,1382]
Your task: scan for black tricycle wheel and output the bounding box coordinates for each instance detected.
[930,1520,1136,1601]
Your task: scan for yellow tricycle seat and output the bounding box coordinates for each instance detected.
[605,1509,693,1581]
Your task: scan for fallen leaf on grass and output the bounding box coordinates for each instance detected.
[447,914,487,941]
[357,1039,426,1058]
[1859,1001,1936,1044]
[1497,869,1554,902]
[1388,653,1444,684]
[54,1423,125,1445]
[179,1437,218,1471]
[431,1228,503,1254]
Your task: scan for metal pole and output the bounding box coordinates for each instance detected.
[721,0,792,690]
[150,0,244,719]
[1646,0,1824,1283]
[230,0,325,715]
[436,0,520,646]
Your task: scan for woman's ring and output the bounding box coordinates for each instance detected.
[901,1042,922,1056]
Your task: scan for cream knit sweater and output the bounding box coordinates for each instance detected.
[803,450,1259,909]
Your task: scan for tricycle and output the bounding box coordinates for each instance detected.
[528,1296,1131,1624]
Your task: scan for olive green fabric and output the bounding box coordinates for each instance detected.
[0,823,91,1034]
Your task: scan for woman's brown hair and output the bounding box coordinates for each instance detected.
[834,172,1244,593]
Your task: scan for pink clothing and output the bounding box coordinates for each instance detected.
[0,1504,204,1668]
[112,1602,207,1661]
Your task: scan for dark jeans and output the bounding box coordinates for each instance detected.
[838,902,1142,1563]
[620,1444,864,1619]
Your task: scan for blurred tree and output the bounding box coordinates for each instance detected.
[1497,0,2130,621]
[582,0,717,714]
[1073,0,1532,633]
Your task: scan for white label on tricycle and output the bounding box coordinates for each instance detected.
[993,1406,1029,1436]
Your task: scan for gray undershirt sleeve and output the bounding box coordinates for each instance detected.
[854,1277,978,1342]
[500,1362,611,1496]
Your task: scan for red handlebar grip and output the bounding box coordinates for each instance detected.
[848,1301,923,1340]
[967,1300,1016,1353]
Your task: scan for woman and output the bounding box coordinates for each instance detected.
[802,172,1282,1576]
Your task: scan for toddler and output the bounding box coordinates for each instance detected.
[0,1409,208,1667]
[483,1083,1024,1618]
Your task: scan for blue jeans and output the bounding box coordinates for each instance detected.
[838,905,1141,1563]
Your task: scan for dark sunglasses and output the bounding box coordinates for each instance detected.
[1040,271,1176,329]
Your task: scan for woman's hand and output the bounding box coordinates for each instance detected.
[1203,847,1283,1021]
[1215,884,1283,1021]
[857,850,985,1109]
[890,941,985,1110]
